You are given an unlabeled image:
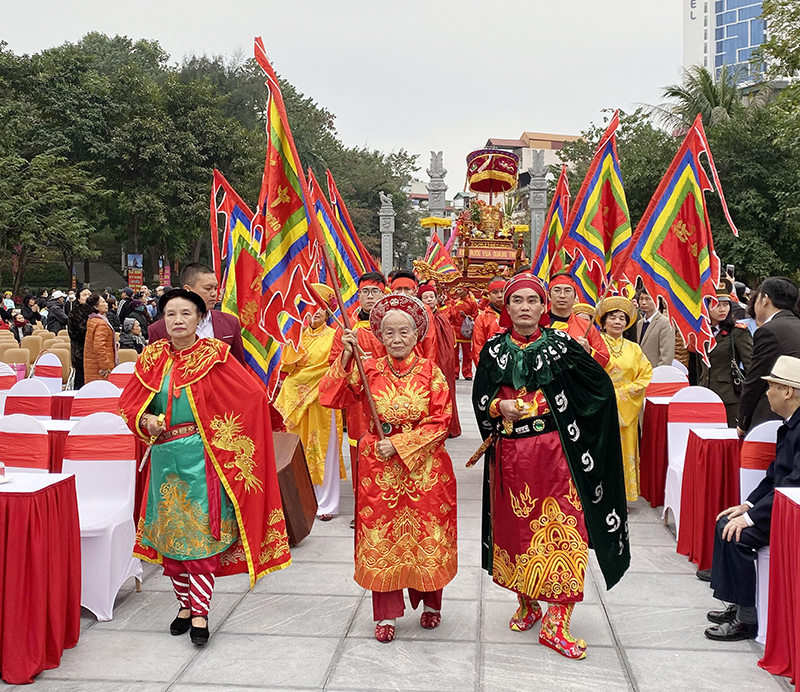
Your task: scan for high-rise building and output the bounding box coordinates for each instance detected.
[683,0,765,79]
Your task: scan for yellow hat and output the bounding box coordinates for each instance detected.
[310,283,336,309]
[572,303,596,319]
[595,296,638,327]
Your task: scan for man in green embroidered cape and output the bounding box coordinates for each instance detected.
[471,273,630,660]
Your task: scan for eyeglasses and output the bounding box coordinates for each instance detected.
[359,288,383,297]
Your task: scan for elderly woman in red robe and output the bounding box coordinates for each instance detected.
[319,294,457,643]
[118,289,290,646]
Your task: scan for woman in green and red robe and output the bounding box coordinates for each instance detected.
[118,289,290,646]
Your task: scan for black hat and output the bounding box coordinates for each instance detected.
[158,288,207,316]
[122,287,134,296]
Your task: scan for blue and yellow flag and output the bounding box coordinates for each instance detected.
[618,114,738,364]
[556,111,631,291]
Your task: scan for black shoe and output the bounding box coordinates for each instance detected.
[707,604,738,625]
[704,619,757,641]
[464,377,472,381]
[190,617,210,645]
[696,568,712,582]
[170,610,191,636]
[350,519,356,530]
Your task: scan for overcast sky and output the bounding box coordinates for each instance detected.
[2,0,683,193]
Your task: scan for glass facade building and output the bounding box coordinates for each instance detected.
[714,0,764,78]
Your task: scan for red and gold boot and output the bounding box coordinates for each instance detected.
[509,593,542,632]
[539,603,587,659]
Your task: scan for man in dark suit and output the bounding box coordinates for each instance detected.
[704,355,800,641]
[148,263,246,365]
[737,277,800,437]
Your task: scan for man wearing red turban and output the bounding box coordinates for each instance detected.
[472,276,507,366]
[472,273,629,661]
[543,273,609,367]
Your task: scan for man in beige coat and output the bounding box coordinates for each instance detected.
[635,289,675,368]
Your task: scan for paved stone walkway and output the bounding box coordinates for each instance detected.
[8,381,792,691]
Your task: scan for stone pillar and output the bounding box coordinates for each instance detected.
[426,151,448,232]
[528,149,548,258]
[378,191,396,274]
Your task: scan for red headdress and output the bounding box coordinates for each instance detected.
[370,294,430,340]
[499,273,547,329]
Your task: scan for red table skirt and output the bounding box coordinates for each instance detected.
[51,395,74,420]
[0,476,81,684]
[640,400,669,507]
[676,431,742,571]
[760,490,800,685]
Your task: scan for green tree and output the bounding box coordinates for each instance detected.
[757,0,800,78]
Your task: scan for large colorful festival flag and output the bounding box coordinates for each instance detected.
[566,252,603,306]
[555,111,631,289]
[424,231,460,277]
[210,169,256,309]
[308,168,360,311]
[531,165,570,281]
[615,113,738,363]
[326,170,379,273]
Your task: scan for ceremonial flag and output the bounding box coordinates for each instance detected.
[210,169,256,310]
[217,38,325,397]
[425,231,460,277]
[615,114,738,363]
[308,168,360,311]
[326,170,379,273]
[531,165,570,281]
[567,252,603,306]
[555,111,631,289]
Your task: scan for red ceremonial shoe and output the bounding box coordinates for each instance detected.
[420,610,441,629]
[539,604,587,660]
[375,623,396,643]
[509,595,542,632]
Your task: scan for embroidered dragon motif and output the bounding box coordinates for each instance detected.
[210,413,263,493]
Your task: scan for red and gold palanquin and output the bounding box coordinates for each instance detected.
[319,354,457,593]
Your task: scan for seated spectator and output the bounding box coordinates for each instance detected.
[120,317,146,353]
[3,292,14,311]
[704,355,800,641]
[128,299,150,341]
[10,313,32,343]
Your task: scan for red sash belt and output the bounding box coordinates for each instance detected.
[0,433,49,468]
[64,434,137,460]
[4,397,50,417]
[71,397,120,418]
[34,365,62,378]
[741,441,775,470]
[0,374,16,391]
[646,382,688,398]
[153,424,198,445]
[668,401,727,423]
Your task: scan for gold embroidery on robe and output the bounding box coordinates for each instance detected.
[142,473,237,559]
[492,497,588,601]
[510,484,538,519]
[210,413,263,493]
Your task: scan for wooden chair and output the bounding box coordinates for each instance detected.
[48,348,72,385]
[20,334,43,363]
[2,348,31,377]
[117,349,139,364]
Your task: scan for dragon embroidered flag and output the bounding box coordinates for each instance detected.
[326,169,379,273]
[615,114,738,363]
[555,111,631,291]
[531,165,570,281]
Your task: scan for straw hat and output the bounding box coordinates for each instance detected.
[310,283,336,309]
[572,303,596,319]
[595,296,638,327]
[762,355,800,389]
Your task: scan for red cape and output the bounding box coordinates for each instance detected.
[118,338,291,585]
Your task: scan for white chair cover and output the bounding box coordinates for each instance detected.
[671,359,689,376]
[61,412,142,621]
[740,420,782,503]
[3,377,52,418]
[70,380,122,420]
[32,352,63,394]
[0,413,50,473]
[756,546,770,645]
[663,386,727,536]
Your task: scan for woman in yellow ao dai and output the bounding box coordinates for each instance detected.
[596,297,653,501]
[274,285,345,519]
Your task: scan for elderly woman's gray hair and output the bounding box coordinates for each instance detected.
[380,309,417,333]
[123,317,138,333]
